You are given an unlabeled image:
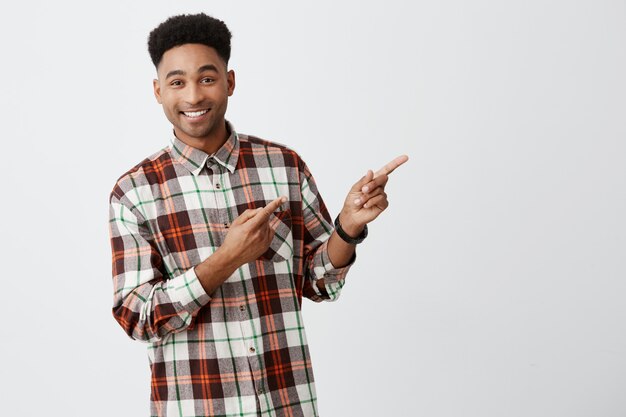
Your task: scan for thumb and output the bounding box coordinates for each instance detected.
[350,169,374,193]
[232,208,262,226]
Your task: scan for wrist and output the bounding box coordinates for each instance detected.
[338,211,365,239]
[334,212,368,245]
[197,248,238,281]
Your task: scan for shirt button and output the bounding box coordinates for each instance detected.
[257,387,264,395]
[249,346,256,353]
[215,183,221,189]
[224,222,230,228]
[239,305,245,311]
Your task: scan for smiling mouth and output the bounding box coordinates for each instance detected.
[181,109,210,118]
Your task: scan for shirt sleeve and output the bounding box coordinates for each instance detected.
[108,193,211,343]
[298,158,357,302]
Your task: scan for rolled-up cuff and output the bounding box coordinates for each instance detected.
[310,239,356,299]
[165,266,211,315]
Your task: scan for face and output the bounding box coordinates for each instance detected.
[153,43,235,145]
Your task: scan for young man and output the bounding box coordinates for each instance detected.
[108,13,407,417]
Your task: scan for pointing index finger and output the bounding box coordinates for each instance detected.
[249,196,287,226]
[374,154,409,178]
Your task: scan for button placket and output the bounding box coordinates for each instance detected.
[209,165,230,232]
[213,163,223,190]
[239,317,266,397]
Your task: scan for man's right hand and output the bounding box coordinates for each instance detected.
[194,196,288,295]
[218,196,288,268]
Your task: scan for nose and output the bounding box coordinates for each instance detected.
[184,83,203,106]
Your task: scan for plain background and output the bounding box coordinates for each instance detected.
[0,1,624,416]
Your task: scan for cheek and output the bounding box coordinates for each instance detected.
[164,98,180,115]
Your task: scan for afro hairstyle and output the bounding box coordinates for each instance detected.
[148,13,232,69]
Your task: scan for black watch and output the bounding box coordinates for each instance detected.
[334,215,368,244]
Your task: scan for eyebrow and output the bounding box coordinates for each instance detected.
[198,64,219,74]
[165,64,220,80]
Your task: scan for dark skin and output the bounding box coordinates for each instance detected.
[152,43,408,296]
[153,43,235,155]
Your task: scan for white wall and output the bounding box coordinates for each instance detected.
[0,1,624,416]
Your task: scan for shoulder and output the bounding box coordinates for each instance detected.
[237,132,306,170]
[109,145,171,205]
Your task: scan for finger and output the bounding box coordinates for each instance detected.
[350,169,374,193]
[262,222,276,246]
[374,154,409,178]
[249,196,287,227]
[232,208,262,226]
[363,193,389,210]
[269,214,281,230]
[267,227,276,243]
[355,187,385,207]
[361,173,388,194]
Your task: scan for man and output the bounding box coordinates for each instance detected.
[108,13,407,417]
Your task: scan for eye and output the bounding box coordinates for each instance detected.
[201,77,215,84]
[170,80,183,87]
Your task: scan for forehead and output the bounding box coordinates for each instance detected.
[157,43,226,76]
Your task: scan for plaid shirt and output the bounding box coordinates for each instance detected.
[108,121,355,417]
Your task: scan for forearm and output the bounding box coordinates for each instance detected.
[194,248,240,295]
[195,199,289,293]
[112,267,211,343]
[113,249,237,342]
[326,211,363,268]
[114,251,235,342]
[111,197,281,342]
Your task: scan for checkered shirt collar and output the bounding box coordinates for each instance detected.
[169,120,240,176]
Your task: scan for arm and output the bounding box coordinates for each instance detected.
[299,160,357,302]
[109,193,287,342]
[109,193,212,343]
[194,197,289,292]
[307,154,410,296]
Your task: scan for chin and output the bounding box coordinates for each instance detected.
[185,126,214,139]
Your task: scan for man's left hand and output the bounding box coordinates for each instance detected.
[338,155,409,237]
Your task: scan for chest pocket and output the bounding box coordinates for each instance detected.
[260,208,294,262]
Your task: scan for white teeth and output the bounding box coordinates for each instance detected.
[183,109,209,117]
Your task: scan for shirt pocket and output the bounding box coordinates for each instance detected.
[260,208,294,262]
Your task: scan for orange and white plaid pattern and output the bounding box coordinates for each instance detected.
[108,121,355,416]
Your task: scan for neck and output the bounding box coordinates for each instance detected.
[175,121,230,155]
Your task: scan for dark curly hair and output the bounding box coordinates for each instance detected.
[148,13,232,69]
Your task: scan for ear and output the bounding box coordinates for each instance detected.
[153,78,162,104]
[227,69,236,97]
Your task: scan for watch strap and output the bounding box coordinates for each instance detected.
[333,215,368,244]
